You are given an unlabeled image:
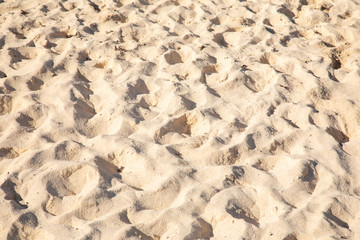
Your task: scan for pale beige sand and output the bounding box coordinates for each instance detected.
[1,0,360,239]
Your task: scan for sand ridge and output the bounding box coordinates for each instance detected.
[1,0,360,239]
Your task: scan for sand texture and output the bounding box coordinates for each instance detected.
[1,0,360,239]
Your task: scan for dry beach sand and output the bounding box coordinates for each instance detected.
[1,0,360,239]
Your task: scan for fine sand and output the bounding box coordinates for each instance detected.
[1,0,360,239]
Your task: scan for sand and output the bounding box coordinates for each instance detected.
[1,0,360,239]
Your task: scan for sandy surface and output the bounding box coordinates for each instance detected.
[1,0,360,239]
